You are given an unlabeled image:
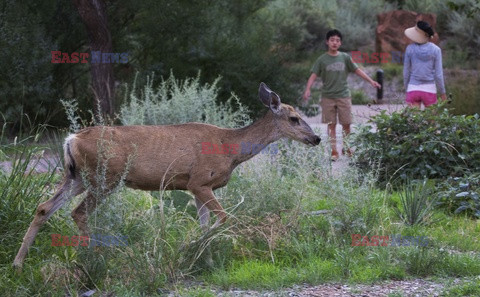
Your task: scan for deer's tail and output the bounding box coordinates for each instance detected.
[63,134,77,179]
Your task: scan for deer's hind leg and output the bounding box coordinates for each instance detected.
[71,192,101,237]
[13,176,84,271]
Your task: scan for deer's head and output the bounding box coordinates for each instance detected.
[259,82,321,146]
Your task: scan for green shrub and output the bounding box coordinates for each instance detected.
[442,45,470,69]
[298,100,320,117]
[352,103,480,186]
[381,63,403,81]
[120,72,251,128]
[0,2,58,129]
[401,0,443,14]
[351,89,371,105]
[446,72,480,116]
[444,0,480,59]
[436,173,480,218]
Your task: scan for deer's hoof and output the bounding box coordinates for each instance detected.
[12,261,23,274]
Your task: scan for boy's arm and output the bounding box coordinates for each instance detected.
[302,73,317,101]
[354,68,381,89]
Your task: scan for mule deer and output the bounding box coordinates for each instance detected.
[13,82,320,270]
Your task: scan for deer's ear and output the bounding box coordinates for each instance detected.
[259,82,272,107]
[259,82,282,114]
[270,92,281,114]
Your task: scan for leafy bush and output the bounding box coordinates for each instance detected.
[352,103,480,186]
[120,72,251,128]
[436,173,480,218]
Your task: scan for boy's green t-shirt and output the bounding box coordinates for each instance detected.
[311,52,359,99]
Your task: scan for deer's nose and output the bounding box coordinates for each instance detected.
[314,135,321,145]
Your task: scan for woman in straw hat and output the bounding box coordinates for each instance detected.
[403,21,446,107]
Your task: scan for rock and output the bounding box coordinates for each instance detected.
[80,290,96,297]
[376,10,439,54]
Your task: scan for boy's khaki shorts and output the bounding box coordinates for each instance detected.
[320,97,352,125]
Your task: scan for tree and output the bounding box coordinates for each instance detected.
[72,0,115,119]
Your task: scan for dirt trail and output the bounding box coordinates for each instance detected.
[303,104,406,176]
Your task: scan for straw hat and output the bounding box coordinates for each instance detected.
[404,21,434,44]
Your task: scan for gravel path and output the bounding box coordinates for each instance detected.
[160,276,474,296]
[214,279,447,296]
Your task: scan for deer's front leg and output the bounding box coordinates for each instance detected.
[188,186,227,229]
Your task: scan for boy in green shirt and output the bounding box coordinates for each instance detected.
[303,29,380,161]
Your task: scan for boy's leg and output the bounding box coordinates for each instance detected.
[321,98,339,159]
[342,124,352,156]
[337,98,353,155]
[328,123,338,152]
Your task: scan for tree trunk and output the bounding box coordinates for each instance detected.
[72,0,114,119]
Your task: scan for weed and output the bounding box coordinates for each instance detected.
[395,180,436,226]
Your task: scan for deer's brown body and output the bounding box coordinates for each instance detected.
[13,83,320,270]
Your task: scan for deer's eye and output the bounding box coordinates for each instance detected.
[289,117,300,124]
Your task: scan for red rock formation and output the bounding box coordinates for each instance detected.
[376,10,439,54]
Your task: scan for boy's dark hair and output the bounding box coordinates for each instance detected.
[326,29,342,41]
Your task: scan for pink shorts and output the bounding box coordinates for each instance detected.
[406,91,437,107]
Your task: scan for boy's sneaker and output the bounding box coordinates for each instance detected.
[331,150,340,161]
[342,148,353,157]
